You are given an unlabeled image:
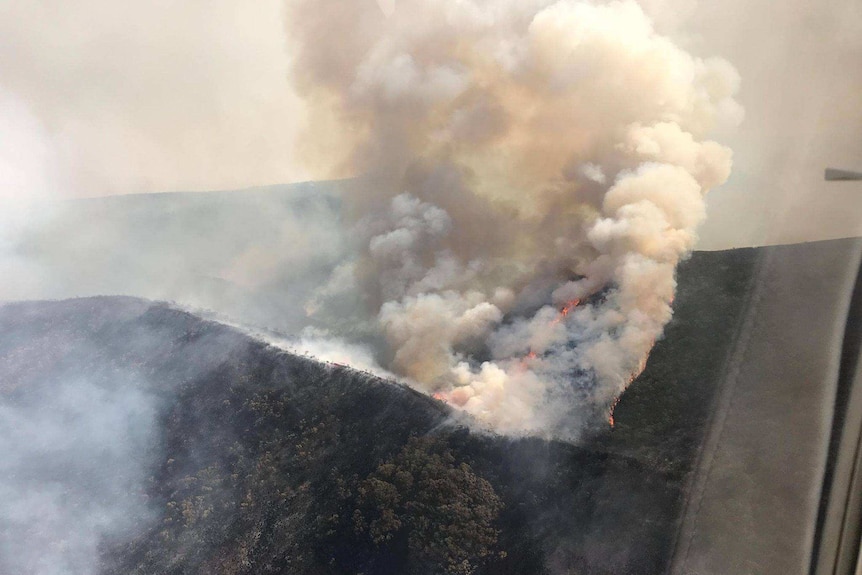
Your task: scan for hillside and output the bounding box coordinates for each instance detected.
[0,246,761,575]
[2,181,347,333]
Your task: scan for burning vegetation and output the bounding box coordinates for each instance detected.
[290,0,742,439]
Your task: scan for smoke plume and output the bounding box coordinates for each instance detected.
[290,0,741,437]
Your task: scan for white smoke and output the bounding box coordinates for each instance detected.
[0,377,158,575]
[291,0,741,438]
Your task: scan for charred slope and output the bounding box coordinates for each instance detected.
[0,246,760,575]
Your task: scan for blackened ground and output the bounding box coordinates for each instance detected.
[0,247,759,575]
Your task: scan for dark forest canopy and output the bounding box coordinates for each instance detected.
[0,246,761,574]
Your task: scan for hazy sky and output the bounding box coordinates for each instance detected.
[0,0,305,199]
[664,0,862,248]
[0,0,859,248]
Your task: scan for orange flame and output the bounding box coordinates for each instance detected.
[561,298,580,316]
[552,298,581,324]
[608,395,621,427]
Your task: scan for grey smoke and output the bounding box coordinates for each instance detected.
[0,377,158,575]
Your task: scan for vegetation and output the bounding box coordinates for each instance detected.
[0,247,760,574]
[354,437,504,575]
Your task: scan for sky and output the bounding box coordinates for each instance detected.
[0,0,305,198]
[0,0,859,249]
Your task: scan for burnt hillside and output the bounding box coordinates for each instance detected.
[0,246,759,575]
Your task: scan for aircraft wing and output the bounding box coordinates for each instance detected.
[825,168,862,181]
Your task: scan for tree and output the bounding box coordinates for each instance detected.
[354,436,503,575]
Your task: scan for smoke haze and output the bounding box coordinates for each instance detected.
[0,1,859,572]
[644,0,862,248]
[1,0,858,436]
[0,0,859,245]
[0,375,158,575]
[0,0,303,198]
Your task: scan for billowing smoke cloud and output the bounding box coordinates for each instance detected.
[290,0,741,437]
